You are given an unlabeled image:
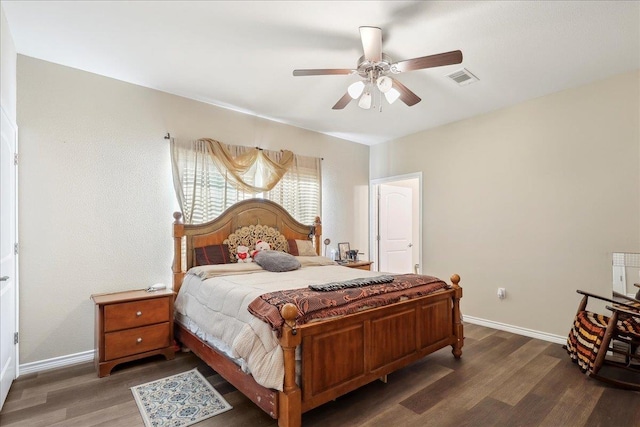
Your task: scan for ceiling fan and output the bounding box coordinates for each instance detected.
[293,26,463,110]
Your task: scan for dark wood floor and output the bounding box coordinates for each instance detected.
[1,324,639,427]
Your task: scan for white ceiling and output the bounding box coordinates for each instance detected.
[3,1,639,145]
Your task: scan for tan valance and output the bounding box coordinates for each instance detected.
[201,138,294,193]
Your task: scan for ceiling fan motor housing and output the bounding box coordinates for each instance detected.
[356,53,394,81]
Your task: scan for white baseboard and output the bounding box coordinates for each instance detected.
[19,350,95,377]
[16,317,566,376]
[463,315,567,346]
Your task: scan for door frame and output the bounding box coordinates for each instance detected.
[370,172,422,273]
[0,104,19,410]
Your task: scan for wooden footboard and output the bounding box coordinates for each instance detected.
[277,274,463,427]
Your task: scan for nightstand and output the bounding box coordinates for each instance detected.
[91,289,176,377]
[344,261,373,271]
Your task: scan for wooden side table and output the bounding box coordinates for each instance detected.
[343,261,373,271]
[91,289,176,377]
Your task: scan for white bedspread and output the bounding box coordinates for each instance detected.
[174,258,382,391]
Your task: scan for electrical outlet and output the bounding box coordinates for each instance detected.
[497,288,506,299]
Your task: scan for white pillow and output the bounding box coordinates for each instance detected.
[187,262,263,279]
[297,256,337,267]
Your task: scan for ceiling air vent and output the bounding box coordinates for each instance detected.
[446,68,479,86]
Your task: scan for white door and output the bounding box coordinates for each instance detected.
[0,106,18,409]
[378,184,413,273]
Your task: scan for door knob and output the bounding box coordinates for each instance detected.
[0,276,9,281]
[408,243,413,248]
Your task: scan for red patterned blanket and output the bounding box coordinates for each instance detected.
[247,274,449,332]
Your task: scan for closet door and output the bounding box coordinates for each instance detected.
[378,184,413,274]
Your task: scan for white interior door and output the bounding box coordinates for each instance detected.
[378,184,413,273]
[0,106,18,409]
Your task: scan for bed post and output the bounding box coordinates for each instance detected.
[173,212,185,293]
[313,216,322,256]
[278,303,302,427]
[450,274,464,358]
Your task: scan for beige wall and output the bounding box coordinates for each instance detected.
[17,55,369,364]
[371,70,640,338]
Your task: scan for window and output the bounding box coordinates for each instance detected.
[171,138,321,225]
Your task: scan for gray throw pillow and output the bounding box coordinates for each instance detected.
[254,250,301,272]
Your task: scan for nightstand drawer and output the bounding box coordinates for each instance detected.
[104,297,170,332]
[104,322,171,360]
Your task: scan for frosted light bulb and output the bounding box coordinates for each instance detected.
[384,88,400,104]
[358,91,372,109]
[376,76,393,93]
[347,81,365,99]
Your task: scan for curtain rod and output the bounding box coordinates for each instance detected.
[166,133,322,159]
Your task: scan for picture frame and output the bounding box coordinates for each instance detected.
[338,242,350,261]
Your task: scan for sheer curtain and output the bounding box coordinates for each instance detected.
[171,138,321,225]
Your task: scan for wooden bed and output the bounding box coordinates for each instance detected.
[172,198,463,427]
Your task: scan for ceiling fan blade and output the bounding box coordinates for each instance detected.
[332,92,352,110]
[392,50,463,73]
[359,26,382,63]
[293,69,353,76]
[392,79,421,106]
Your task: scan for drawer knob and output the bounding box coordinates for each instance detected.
[136,311,142,317]
[137,338,143,343]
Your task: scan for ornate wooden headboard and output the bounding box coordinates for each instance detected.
[172,198,321,292]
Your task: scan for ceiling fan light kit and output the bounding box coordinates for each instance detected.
[376,76,393,93]
[384,88,401,104]
[293,26,463,111]
[348,81,365,99]
[358,90,373,109]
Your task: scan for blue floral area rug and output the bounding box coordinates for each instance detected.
[131,368,232,427]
